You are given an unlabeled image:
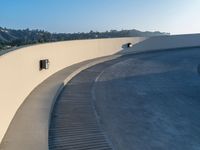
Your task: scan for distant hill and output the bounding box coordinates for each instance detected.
[0,27,169,51]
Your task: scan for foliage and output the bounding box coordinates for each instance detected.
[0,27,169,50]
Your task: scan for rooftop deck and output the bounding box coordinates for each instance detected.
[1,35,200,150]
[49,47,200,150]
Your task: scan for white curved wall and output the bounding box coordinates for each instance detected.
[1,34,200,144]
[123,34,200,54]
[0,37,145,143]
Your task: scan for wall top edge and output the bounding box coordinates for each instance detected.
[0,37,145,56]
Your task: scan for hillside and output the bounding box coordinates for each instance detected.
[0,27,169,50]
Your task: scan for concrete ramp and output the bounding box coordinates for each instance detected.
[49,47,200,150]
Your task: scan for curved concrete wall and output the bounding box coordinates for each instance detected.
[122,34,200,54]
[1,34,200,144]
[0,37,145,143]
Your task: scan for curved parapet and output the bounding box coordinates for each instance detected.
[0,37,145,144]
[1,34,200,149]
[122,34,200,54]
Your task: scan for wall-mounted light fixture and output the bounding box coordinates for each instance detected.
[127,43,133,48]
[40,59,49,70]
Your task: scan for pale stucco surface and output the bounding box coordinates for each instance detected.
[0,37,145,143]
[0,55,120,150]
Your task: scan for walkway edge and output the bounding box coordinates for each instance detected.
[49,54,121,127]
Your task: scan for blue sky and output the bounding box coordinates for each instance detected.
[0,0,200,34]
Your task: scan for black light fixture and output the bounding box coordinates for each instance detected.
[40,59,49,70]
[127,43,133,48]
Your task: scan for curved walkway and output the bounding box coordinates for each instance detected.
[49,58,127,150]
[49,48,200,150]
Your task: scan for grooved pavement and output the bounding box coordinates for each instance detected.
[49,47,200,150]
[49,58,127,150]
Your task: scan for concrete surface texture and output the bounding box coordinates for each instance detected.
[0,37,143,143]
[94,48,200,150]
[50,47,200,150]
[49,58,125,150]
[1,34,200,147]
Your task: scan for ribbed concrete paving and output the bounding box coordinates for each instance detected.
[49,48,200,150]
[49,58,126,150]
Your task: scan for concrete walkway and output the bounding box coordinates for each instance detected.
[94,48,200,150]
[50,47,200,150]
[49,56,129,150]
[2,47,200,150]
